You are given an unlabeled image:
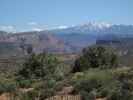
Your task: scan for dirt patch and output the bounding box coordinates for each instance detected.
[0,93,11,100]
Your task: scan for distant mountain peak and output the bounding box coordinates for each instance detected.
[79,21,112,29]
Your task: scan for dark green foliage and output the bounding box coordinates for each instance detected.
[109,68,133,100]
[35,79,56,99]
[17,52,59,80]
[71,68,133,100]
[16,79,32,88]
[73,45,118,72]
[71,70,113,99]
[80,90,96,100]
[13,91,38,100]
[0,79,16,94]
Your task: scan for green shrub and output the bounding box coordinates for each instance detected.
[17,52,60,80]
[0,80,16,94]
[73,45,118,72]
[71,68,133,100]
[31,79,57,99]
[71,69,123,100]
[16,79,32,88]
[80,90,96,100]
[107,68,133,100]
[14,91,37,100]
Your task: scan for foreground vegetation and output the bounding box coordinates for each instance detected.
[0,45,133,100]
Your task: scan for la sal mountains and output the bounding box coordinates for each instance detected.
[0,22,133,56]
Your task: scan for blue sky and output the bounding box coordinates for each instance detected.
[0,0,132,32]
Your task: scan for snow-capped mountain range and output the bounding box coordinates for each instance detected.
[0,22,133,55]
[48,22,133,36]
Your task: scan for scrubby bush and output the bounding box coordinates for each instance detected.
[73,45,118,72]
[17,52,59,80]
[16,79,32,88]
[0,79,16,94]
[71,70,113,99]
[108,68,133,100]
[71,68,133,100]
[13,91,38,100]
[32,79,56,99]
[80,90,96,100]
[14,51,73,99]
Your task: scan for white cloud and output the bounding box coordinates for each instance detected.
[0,25,16,32]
